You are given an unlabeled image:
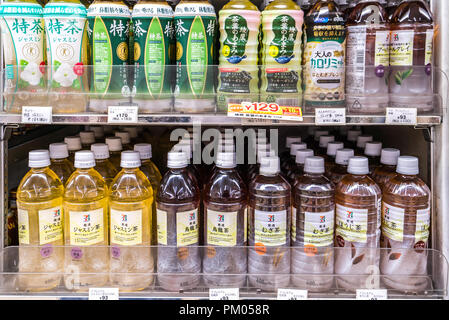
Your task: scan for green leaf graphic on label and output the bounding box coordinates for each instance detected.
[54,60,61,69]
[269,14,297,64]
[394,68,414,86]
[39,77,45,88]
[187,16,207,97]
[401,68,414,80]
[145,17,165,98]
[73,78,80,89]
[223,14,249,64]
[92,17,112,95]
[52,79,60,88]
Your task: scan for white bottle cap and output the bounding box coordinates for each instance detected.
[336,149,355,165]
[216,152,236,168]
[64,136,82,151]
[259,156,280,176]
[29,149,51,168]
[89,126,104,139]
[290,142,307,156]
[364,142,383,157]
[134,143,152,160]
[348,156,369,175]
[257,149,276,163]
[396,156,419,175]
[295,149,314,165]
[49,143,69,159]
[105,137,123,152]
[327,142,344,157]
[314,130,329,141]
[79,131,95,145]
[286,136,301,148]
[74,150,96,169]
[120,151,141,168]
[167,151,188,168]
[347,129,362,142]
[218,143,235,153]
[380,148,401,166]
[115,131,131,145]
[319,135,335,148]
[124,127,138,139]
[304,156,325,174]
[356,135,373,149]
[91,143,110,160]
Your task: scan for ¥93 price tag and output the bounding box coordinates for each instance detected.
[21,106,52,124]
[277,289,308,300]
[315,108,346,125]
[88,288,119,300]
[108,106,138,123]
[356,289,388,300]
[386,108,417,125]
[209,288,239,300]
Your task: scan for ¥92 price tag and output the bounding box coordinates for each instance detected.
[108,106,138,123]
[386,108,417,125]
[88,288,119,300]
[356,289,388,300]
[315,108,346,125]
[21,106,52,124]
[277,289,308,300]
[209,288,239,300]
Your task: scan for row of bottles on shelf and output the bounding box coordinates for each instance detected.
[14,124,430,292]
[0,0,434,114]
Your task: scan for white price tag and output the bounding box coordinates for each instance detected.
[108,106,138,123]
[386,108,417,125]
[356,289,388,300]
[241,118,274,125]
[209,288,239,300]
[277,289,308,300]
[315,108,346,125]
[21,106,52,124]
[88,288,119,300]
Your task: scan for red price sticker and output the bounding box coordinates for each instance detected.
[228,102,303,121]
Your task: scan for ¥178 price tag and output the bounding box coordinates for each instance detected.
[209,288,239,300]
[356,289,388,300]
[386,108,417,125]
[108,106,138,123]
[315,108,346,125]
[21,106,52,124]
[88,288,119,300]
[277,289,308,300]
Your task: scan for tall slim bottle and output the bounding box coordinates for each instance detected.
[64,136,82,164]
[105,136,123,169]
[91,143,118,186]
[49,142,75,185]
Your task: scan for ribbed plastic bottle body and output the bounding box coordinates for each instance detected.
[371,164,396,190]
[17,167,64,291]
[94,158,118,186]
[50,158,75,186]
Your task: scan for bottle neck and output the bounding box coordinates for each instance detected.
[304,171,323,177]
[95,158,110,164]
[75,167,94,173]
[51,157,68,163]
[141,158,152,164]
[31,167,48,173]
[397,173,418,180]
[121,167,140,173]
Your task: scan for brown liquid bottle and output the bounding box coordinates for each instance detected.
[335,156,382,290]
[317,135,335,157]
[289,149,314,188]
[371,148,400,190]
[380,156,431,291]
[345,129,362,149]
[280,136,302,173]
[364,141,382,174]
[325,142,344,178]
[355,135,373,155]
[284,142,307,178]
[330,148,354,185]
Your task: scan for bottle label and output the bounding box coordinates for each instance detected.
[254,209,287,246]
[43,3,87,90]
[415,207,430,243]
[292,206,297,242]
[381,202,405,242]
[206,209,237,246]
[425,29,433,66]
[110,209,143,246]
[375,30,390,67]
[336,204,368,243]
[244,207,247,243]
[69,208,104,246]
[156,208,168,245]
[18,208,30,245]
[38,206,63,245]
[390,30,414,66]
[176,208,199,246]
[304,210,334,247]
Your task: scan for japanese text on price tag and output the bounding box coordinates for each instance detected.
[88,288,119,300]
[228,102,303,122]
[356,289,388,300]
[108,106,138,123]
[209,288,239,300]
[386,108,417,125]
[315,108,346,125]
[21,106,52,124]
[277,289,308,300]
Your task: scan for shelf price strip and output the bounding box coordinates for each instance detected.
[227,102,303,122]
[356,289,388,300]
[209,288,239,300]
[108,106,139,123]
[21,106,52,124]
[315,108,346,125]
[277,289,308,300]
[88,288,119,300]
[386,108,417,125]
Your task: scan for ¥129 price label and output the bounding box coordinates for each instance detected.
[277,289,308,300]
[356,289,388,300]
[315,108,346,125]
[108,106,138,123]
[228,102,303,122]
[88,288,119,300]
[209,288,239,300]
[21,106,52,124]
[386,108,417,125]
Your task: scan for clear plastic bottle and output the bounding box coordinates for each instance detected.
[335,156,382,290]
[91,143,118,186]
[371,148,400,190]
[386,0,401,21]
[87,126,105,142]
[79,131,96,149]
[292,156,335,292]
[312,130,329,150]
[156,151,201,291]
[380,156,431,291]
[64,136,82,165]
[280,136,302,171]
[318,135,335,156]
[105,137,123,170]
[355,134,373,155]
[248,156,291,291]
[325,141,344,178]
[17,150,64,291]
[364,141,382,174]
[115,131,132,150]
[282,142,307,176]
[289,149,314,187]
[63,150,109,290]
[330,148,354,185]
[109,151,154,291]
[49,143,75,185]
[345,129,362,149]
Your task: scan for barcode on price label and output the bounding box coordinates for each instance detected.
[386,108,417,125]
[88,288,119,300]
[315,108,346,125]
[277,289,308,300]
[108,106,138,123]
[209,288,239,300]
[21,106,52,124]
[356,289,388,300]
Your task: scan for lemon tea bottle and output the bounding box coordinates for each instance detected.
[371,148,400,190]
[91,143,118,186]
[49,143,75,185]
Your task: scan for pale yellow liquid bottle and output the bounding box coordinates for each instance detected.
[49,143,75,186]
[64,136,82,165]
[79,131,96,149]
[63,150,109,291]
[115,131,133,150]
[91,143,119,186]
[105,136,123,170]
[17,150,64,291]
[109,151,154,291]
